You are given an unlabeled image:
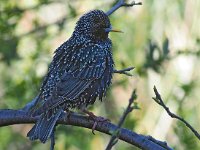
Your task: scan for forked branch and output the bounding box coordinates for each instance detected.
[106,0,142,16]
[106,90,137,149]
[153,86,200,140]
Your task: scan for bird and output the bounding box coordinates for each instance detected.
[27,10,122,143]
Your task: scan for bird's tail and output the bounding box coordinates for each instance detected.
[27,110,62,143]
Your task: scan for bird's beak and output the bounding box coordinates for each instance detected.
[110,29,123,33]
[105,27,123,33]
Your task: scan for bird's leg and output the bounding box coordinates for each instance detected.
[114,67,135,76]
[81,109,110,134]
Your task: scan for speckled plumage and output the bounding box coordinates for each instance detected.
[27,10,114,143]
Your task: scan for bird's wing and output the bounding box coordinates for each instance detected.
[32,43,108,116]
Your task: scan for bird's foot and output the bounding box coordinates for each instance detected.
[91,116,109,135]
[82,109,109,134]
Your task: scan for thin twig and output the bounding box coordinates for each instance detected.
[106,0,142,16]
[0,109,172,150]
[113,67,135,76]
[105,90,137,150]
[153,86,200,140]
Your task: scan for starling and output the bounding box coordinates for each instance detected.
[27,10,121,143]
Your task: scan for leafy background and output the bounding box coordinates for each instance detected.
[0,0,200,150]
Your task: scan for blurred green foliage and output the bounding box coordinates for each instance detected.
[0,0,200,150]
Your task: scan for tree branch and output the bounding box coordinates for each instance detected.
[106,89,137,149]
[114,67,135,76]
[106,0,142,16]
[0,109,173,150]
[153,86,200,141]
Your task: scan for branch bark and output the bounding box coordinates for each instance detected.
[0,109,173,150]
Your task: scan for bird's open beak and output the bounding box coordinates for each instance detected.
[105,27,123,33]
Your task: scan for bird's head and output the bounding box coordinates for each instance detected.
[73,10,122,41]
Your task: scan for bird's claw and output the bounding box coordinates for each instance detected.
[82,109,110,134]
[89,116,110,135]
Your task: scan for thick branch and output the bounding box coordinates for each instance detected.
[0,109,172,150]
[106,0,142,16]
[153,86,200,140]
